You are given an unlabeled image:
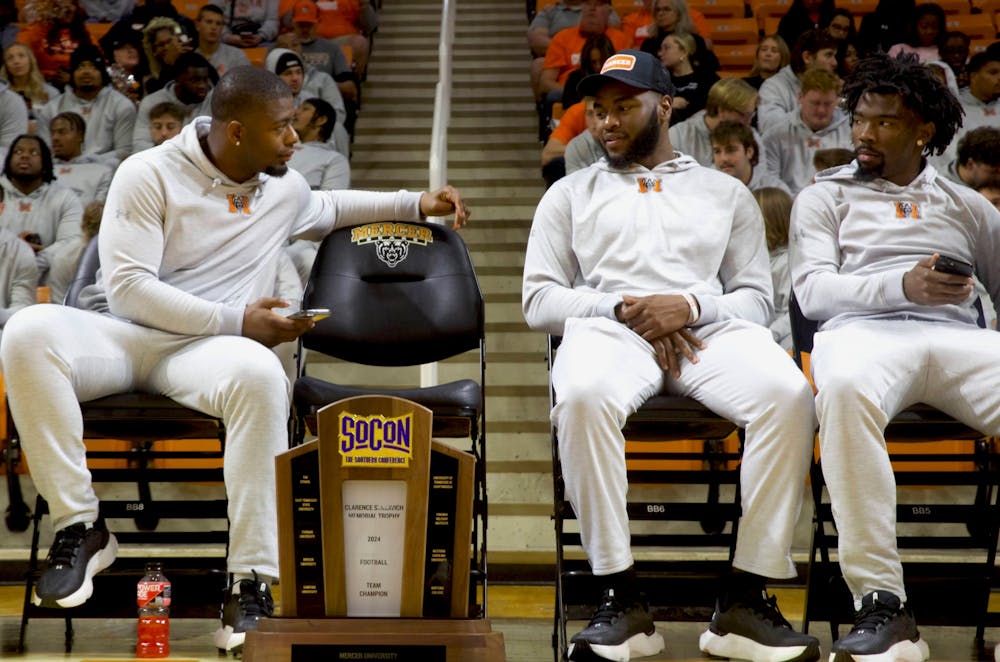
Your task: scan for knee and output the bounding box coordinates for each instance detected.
[218,347,290,410]
[553,375,622,428]
[0,305,62,371]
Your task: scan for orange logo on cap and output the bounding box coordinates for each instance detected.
[601,54,637,74]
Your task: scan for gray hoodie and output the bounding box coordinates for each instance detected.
[0,80,28,160]
[523,153,773,336]
[79,117,421,336]
[790,161,1000,330]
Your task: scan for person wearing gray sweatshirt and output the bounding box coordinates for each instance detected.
[0,80,28,161]
[523,50,818,662]
[0,185,38,342]
[790,52,1000,662]
[0,66,469,654]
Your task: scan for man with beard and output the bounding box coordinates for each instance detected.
[522,49,819,662]
[35,46,137,168]
[790,52,1000,662]
[0,65,469,654]
[132,52,217,153]
[0,134,82,300]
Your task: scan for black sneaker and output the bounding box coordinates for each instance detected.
[829,591,929,662]
[32,520,118,608]
[213,571,274,653]
[567,588,664,661]
[700,589,820,662]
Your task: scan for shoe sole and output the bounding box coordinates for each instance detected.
[567,631,666,661]
[32,533,118,609]
[829,637,929,662]
[700,628,820,662]
[213,624,245,653]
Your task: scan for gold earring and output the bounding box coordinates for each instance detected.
[916,139,924,146]
[236,140,241,146]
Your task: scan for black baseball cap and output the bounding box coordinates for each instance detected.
[577,49,675,98]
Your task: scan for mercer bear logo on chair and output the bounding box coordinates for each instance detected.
[351,222,434,268]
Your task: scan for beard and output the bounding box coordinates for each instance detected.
[264,164,289,177]
[604,108,661,170]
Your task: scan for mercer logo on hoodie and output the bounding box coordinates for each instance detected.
[893,201,920,219]
[227,194,252,215]
[637,177,661,193]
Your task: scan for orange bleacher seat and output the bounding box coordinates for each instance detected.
[972,0,1000,12]
[762,15,782,36]
[84,22,113,43]
[613,0,647,16]
[970,37,995,53]
[947,13,997,40]
[707,16,760,43]
[691,0,746,20]
[244,47,267,67]
[934,0,973,13]
[715,42,758,71]
[753,2,791,31]
[834,0,878,15]
[174,0,204,20]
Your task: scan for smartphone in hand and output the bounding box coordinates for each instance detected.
[287,308,332,321]
[933,255,974,278]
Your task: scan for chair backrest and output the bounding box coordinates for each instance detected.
[65,236,100,308]
[301,221,484,367]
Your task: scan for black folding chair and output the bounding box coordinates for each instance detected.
[546,335,745,662]
[5,236,230,652]
[789,292,1000,645]
[291,221,488,617]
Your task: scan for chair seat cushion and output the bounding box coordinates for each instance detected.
[79,393,222,441]
[294,376,482,417]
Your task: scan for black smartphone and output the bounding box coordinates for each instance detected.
[933,255,974,278]
[287,308,331,321]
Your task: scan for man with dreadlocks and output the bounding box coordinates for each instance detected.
[790,52,1000,662]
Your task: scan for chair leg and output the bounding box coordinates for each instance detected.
[19,495,46,652]
[4,435,32,532]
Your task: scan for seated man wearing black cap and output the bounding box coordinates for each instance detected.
[522,49,820,662]
[35,45,138,168]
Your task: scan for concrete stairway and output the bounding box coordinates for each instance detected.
[307,0,555,566]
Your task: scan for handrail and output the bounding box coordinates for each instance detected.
[422,0,458,388]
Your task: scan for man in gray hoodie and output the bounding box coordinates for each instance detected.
[0,65,468,654]
[790,52,1000,662]
[523,49,818,662]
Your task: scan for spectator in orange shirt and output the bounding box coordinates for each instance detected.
[16,0,93,87]
[284,0,377,79]
[539,0,630,105]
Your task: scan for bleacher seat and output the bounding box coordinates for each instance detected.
[174,0,204,20]
[715,43,757,75]
[971,0,1000,12]
[690,0,746,20]
[84,22,112,43]
[970,37,995,54]
[612,0,646,16]
[244,47,267,68]
[753,3,790,32]
[947,13,997,40]
[935,0,974,13]
[707,17,760,43]
[834,0,879,15]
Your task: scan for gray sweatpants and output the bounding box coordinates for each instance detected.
[0,304,292,579]
[551,316,816,580]
[811,319,1000,608]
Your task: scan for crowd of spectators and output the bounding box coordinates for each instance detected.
[0,0,377,334]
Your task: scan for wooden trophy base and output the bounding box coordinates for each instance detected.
[242,617,506,662]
